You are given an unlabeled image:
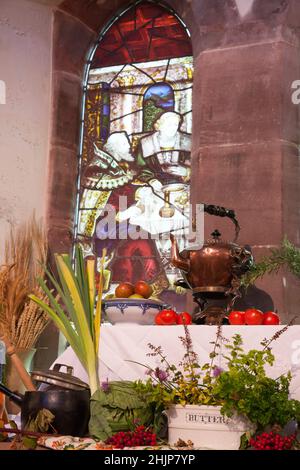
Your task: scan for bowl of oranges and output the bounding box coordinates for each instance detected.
[102,281,166,325]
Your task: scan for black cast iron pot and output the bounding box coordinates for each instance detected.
[0,382,90,437]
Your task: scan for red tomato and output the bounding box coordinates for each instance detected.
[155,309,178,325]
[228,311,245,325]
[263,311,280,325]
[244,308,264,325]
[155,313,167,325]
[176,312,192,325]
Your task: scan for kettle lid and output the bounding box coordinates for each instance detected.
[211,229,221,241]
[206,229,237,247]
[31,363,89,391]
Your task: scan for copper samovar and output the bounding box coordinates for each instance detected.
[170,205,253,324]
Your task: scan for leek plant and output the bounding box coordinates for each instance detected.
[29,245,105,395]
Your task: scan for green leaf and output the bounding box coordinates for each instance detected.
[29,293,86,369]
[73,247,94,338]
[22,436,37,450]
[89,382,157,440]
[239,432,252,450]
[39,264,88,359]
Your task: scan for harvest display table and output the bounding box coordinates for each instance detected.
[53,325,300,399]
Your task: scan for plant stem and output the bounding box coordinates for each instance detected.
[88,367,99,396]
[208,325,222,376]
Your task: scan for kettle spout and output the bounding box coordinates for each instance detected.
[170,233,190,273]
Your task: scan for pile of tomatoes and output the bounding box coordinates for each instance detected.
[155,309,192,325]
[114,281,153,299]
[228,309,280,325]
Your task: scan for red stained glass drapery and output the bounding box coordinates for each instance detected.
[91,1,192,68]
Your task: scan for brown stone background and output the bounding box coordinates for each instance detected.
[28,0,300,366]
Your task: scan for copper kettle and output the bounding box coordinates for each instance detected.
[170,229,253,296]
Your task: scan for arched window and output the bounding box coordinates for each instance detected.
[75,0,193,307]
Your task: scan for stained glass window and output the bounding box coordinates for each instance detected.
[75,0,193,307]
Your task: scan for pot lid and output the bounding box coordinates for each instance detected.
[31,363,89,391]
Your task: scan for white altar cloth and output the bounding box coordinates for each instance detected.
[52,325,300,399]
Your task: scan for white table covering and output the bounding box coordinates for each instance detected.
[52,325,300,399]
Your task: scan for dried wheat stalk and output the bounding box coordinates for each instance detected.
[0,214,50,349]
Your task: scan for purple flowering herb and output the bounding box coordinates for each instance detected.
[101,378,110,392]
[154,367,169,382]
[213,367,224,377]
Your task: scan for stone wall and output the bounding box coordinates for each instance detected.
[186,0,300,321]
[0,0,52,261]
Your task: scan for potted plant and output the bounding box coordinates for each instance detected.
[133,325,300,450]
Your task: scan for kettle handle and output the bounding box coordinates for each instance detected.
[203,204,240,242]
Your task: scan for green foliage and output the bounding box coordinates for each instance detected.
[133,328,300,431]
[212,335,300,429]
[241,237,300,287]
[89,381,164,441]
[22,435,38,450]
[143,100,163,131]
[29,245,101,394]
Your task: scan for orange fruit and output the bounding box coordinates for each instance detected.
[115,282,134,298]
[134,281,153,299]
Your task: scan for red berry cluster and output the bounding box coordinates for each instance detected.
[105,425,157,449]
[250,432,297,450]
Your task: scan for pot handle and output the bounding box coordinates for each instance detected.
[53,363,74,376]
[0,381,23,407]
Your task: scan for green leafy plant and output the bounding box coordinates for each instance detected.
[29,245,106,395]
[241,237,300,287]
[89,381,163,440]
[133,325,300,432]
[213,334,300,429]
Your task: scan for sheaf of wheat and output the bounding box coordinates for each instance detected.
[0,214,50,349]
